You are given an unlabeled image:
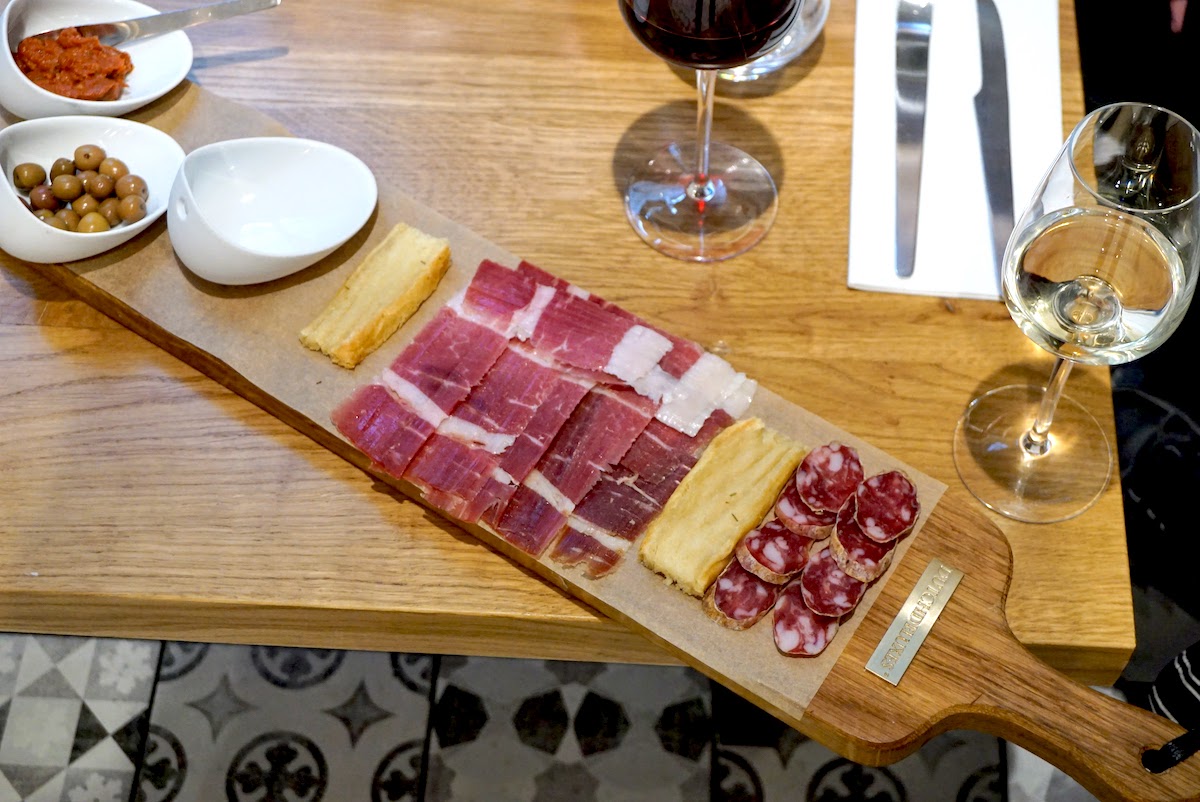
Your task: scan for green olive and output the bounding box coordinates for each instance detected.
[12,162,46,190]
[85,172,115,200]
[117,194,146,224]
[33,208,56,221]
[40,215,68,230]
[29,185,59,211]
[75,211,111,233]
[49,157,75,180]
[74,144,106,171]
[114,173,148,201]
[72,193,100,217]
[54,208,81,231]
[50,173,84,201]
[98,157,128,181]
[97,197,122,227]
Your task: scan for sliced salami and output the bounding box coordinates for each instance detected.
[773,580,840,656]
[830,496,896,583]
[794,442,864,514]
[774,479,835,539]
[736,519,815,585]
[703,559,784,631]
[800,546,867,617]
[855,470,920,543]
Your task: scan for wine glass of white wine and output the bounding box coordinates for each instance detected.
[953,102,1200,523]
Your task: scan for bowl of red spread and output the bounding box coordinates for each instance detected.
[1,0,193,120]
[0,114,184,263]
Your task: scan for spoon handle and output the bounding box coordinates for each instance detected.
[52,0,281,47]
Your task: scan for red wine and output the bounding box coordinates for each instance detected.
[620,0,798,69]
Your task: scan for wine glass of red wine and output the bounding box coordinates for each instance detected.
[619,0,798,261]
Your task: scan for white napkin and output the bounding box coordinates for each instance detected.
[846,0,1063,301]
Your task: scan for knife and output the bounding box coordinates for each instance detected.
[895,0,933,278]
[974,0,1014,282]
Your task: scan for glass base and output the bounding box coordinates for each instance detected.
[624,142,777,262]
[952,384,1113,523]
[718,0,830,82]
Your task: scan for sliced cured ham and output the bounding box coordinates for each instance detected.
[794,442,864,514]
[491,385,656,555]
[332,307,508,477]
[549,411,732,577]
[773,479,836,539]
[703,559,783,630]
[653,352,757,437]
[830,496,896,583]
[856,470,920,543]
[735,519,815,585]
[453,258,539,333]
[402,345,590,521]
[800,546,867,618]
[773,580,840,656]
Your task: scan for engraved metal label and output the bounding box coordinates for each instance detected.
[865,559,964,685]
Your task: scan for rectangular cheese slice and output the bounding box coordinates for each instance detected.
[638,418,805,597]
[300,221,451,368]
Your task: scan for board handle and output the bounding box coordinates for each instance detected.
[970,632,1200,802]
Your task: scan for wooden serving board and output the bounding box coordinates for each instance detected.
[9,86,1200,802]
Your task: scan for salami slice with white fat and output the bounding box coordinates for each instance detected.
[736,519,815,585]
[703,559,784,630]
[773,580,840,656]
[774,479,835,539]
[830,496,896,583]
[800,546,867,617]
[794,442,864,514]
[855,470,920,543]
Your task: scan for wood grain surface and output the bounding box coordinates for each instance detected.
[0,0,1135,690]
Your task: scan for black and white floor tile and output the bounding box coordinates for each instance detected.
[138,643,433,802]
[0,634,159,802]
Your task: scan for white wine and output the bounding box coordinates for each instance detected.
[1003,207,1189,366]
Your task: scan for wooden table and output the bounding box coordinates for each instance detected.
[0,0,1131,686]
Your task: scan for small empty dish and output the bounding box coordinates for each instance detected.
[0,0,193,120]
[167,136,378,286]
[0,114,185,263]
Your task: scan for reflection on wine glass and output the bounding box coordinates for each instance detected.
[619,0,798,261]
[953,102,1200,523]
[718,0,829,83]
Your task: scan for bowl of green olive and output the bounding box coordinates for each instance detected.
[0,114,184,263]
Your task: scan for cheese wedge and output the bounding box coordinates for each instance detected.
[639,418,805,597]
[300,221,451,368]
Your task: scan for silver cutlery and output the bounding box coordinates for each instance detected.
[974,0,1014,281]
[894,0,933,278]
[29,0,281,48]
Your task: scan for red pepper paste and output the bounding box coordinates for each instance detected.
[13,27,134,101]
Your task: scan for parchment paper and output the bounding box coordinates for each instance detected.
[5,82,947,715]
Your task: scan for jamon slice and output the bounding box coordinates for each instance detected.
[402,345,589,522]
[332,307,507,477]
[491,385,656,556]
[453,258,539,333]
[704,559,784,631]
[549,411,732,578]
[794,442,865,514]
[652,352,757,437]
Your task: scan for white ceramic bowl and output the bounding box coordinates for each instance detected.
[0,0,193,120]
[167,137,378,286]
[0,114,184,263]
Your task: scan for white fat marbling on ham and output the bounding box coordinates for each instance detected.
[380,368,450,429]
[655,353,753,436]
[604,325,674,385]
[509,284,556,340]
[522,469,576,517]
[434,417,517,454]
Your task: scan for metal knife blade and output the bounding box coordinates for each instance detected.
[31,0,280,49]
[895,0,933,278]
[974,0,1014,281]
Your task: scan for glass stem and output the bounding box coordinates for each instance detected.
[688,69,717,203]
[1022,357,1074,458]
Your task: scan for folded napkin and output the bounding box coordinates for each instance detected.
[846,0,1063,301]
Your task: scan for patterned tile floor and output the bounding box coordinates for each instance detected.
[0,634,1008,802]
